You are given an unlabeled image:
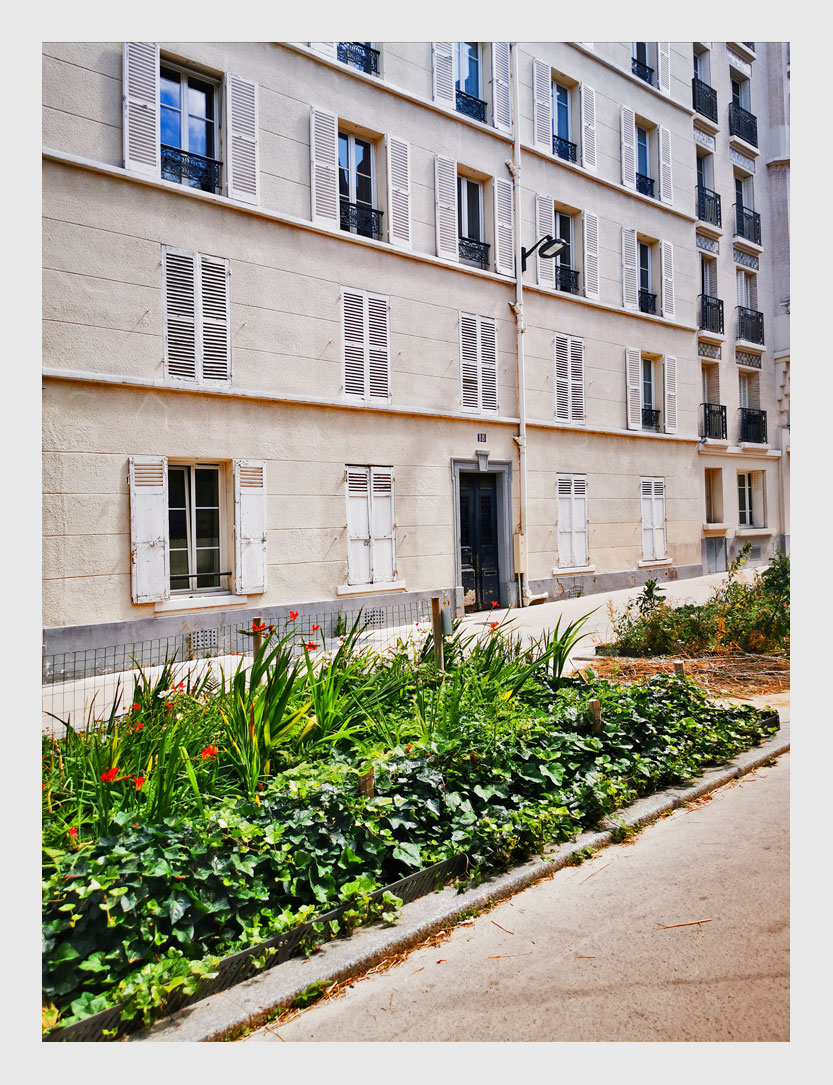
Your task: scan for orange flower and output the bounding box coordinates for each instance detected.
[312,624,320,632]
[135,721,144,732]
[100,767,118,783]
[133,776,145,790]
[200,745,218,760]
[489,622,499,630]
[491,601,500,608]
[132,702,141,711]
[289,610,299,621]
[68,826,78,840]
[305,642,318,651]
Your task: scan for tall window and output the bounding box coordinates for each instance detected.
[553,83,570,140]
[642,358,655,412]
[636,126,650,178]
[640,477,667,560]
[556,212,573,268]
[339,132,377,238]
[638,241,652,293]
[168,464,223,594]
[160,64,221,192]
[346,466,396,585]
[731,75,750,109]
[457,176,483,242]
[738,471,765,528]
[454,42,481,98]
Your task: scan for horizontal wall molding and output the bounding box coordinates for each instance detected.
[567,42,696,117]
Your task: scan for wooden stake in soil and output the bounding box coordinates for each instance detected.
[252,616,263,656]
[357,766,375,798]
[589,699,602,734]
[673,661,686,677]
[431,596,445,674]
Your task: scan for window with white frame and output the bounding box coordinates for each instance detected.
[738,471,766,527]
[339,130,379,239]
[168,463,224,594]
[625,350,676,433]
[346,465,396,585]
[432,43,511,132]
[621,107,672,203]
[460,312,498,413]
[457,174,488,268]
[557,475,588,568]
[554,333,585,422]
[342,288,390,400]
[163,247,231,384]
[640,477,667,560]
[160,63,221,192]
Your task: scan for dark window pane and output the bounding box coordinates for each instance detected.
[196,547,220,573]
[355,171,372,207]
[170,548,189,579]
[169,509,188,549]
[354,139,370,175]
[466,182,480,240]
[160,69,181,108]
[195,468,218,507]
[161,106,182,148]
[557,214,571,264]
[168,467,187,508]
[457,176,464,235]
[196,509,220,549]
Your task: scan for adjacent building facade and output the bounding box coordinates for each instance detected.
[42,41,790,654]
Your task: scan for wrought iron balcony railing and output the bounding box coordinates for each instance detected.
[553,135,577,163]
[638,289,657,314]
[555,266,580,294]
[739,407,767,444]
[696,185,722,227]
[701,402,727,440]
[735,204,762,245]
[699,294,724,334]
[459,236,490,270]
[456,89,487,123]
[729,101,758,146]
[161,145,222,194]
[737,305,765,344]
[632,57,654,84]
[642,407,661,431]
[337,41,380,75]
[692,77,718,122]
[636,172,655,198]
[339,199,384,240]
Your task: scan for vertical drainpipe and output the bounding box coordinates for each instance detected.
[508,41,528,606]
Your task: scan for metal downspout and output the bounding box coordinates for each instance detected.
[509,42,527,606]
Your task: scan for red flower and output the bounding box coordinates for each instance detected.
[68,826,78,840]
[489,622,499,630]
[133,776,145,790]
[132,702,141,711]
[135,721,144,732]
[289,611,299,621]
[305,642,318,651]
[100,767,118,783]
[251,620,267,632]
[42,782,46,791]
[165,701,172,709]
[491,601,500,608]
[312,624,320,632]
[200,745,218,760]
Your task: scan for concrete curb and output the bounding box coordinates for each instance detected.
[132,723,790,1043]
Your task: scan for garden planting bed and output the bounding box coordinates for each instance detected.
[577,652,790,699]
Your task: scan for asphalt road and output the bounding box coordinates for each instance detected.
[246,748,789,1043]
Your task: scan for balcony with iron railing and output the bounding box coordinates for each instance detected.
[161,145,222,194]
[456,89,487,123]
[553,135,578,163]
[337,41,380,75]
[692,77,718,122]
[632,57,654,84]
[638,289,657,315]
[339,199,384,241]
[642,407,661,431]
[734,204,761,245]
[739,407,767,444]
[459,236,490,270]
[701,402,727,440]
[555,266,580,294]
[729,101,758,147]
[737,305,765,344]
[636,172,655,198]
[696,185,722,227]
[699,294,724,334]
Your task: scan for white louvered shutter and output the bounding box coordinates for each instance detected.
[621,228,638,311]
[652,479,666,558]
[367,294,390,399]
[432,42,455,107]
[494,177,515,277]
[737,269,747,308]
[310,107,339,228]
[310,42,337,58]
[492,43,512,132]
[660,240,675,317]
[234,460,267,594]
[200,255,231,382]
[533,58,553,151]
[346,467,371,585]
[460,312,481,411]
[387,136,412,250]
[536,195,556,287]
[479,316,498,412]
[583,212,600,300]
[626,348,642,430]
[664,355,678,433]
[554,333,570,420]
[129,455,169,603]
[557,476,574,567]
[570,337,585,422]
[657,42,671,96]
[226,75,259,204]
[123,42,160,177]
[163,248,198,381]
[621,106,636,190]
[640,479,654,558]
[342,289,367,397]
[572,476,588,566]
[435,155,459,261]
[370,467,396,582]
[751,472,765,527]
[658,126,673,205]
[580,84,597,172]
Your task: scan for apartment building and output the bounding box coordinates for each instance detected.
[42,41,789,655]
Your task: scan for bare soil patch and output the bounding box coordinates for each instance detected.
[576,651,789,699]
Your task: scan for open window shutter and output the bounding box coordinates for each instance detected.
[557,477,574,567]
[492,43,512,132]
[123,42,160,177]
[387,136,412,250]
[432,42,455,107]
[554,333,570,420]
[572,476,588,566]
[751,472,765,527]
[658,126,673,205]
[583,212,600,300]
[367,294,390,399]
[434,155,459,261]
[570,336,585,422]
[370,468,395,582]
[163,248,198,381]
[460,312,481,411]
[310,107,339,228]
[479,316,498,412]
[620,106,636,190]
[749,274,758,310]
[664,355,678,433]
[579,84,597,172]
[621,227,638,311]
[226,75,259,204]
[533,58,553,151]
[536,195,556,287]
[737,269,747,307]
[652,479,666,559]
[346,467,371,585]
[660,240,675,317]
[129,455,169,603]
[234,460,267,594]
[626,348,642,430]
[493,177,515,277]
[657,42,671,95]
[640,478,655,559]
[310,42,337,58]
[200,256,231,382]
[342,289,367,397]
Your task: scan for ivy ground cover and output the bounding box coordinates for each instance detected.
[42,616,778,1035]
